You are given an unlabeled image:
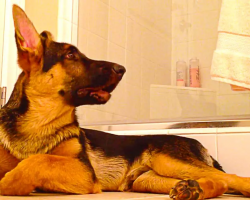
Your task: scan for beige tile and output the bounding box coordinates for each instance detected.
[188,38,217,69]
[108,42,126,66]
[127,0,142,21]
[188,0,219,14]
[87,32,108,60]
[72,24,78,46]
[78,0,90,29]
[126,17,143,55]
[154,67,171,86]
[218,134,250,177]
[199,68,219,92]
[218,82,250,95]
[125,84,141,119]
[172,0,188,16]
[172,15,189,43]
[60,19,72,43]
[188,11,219,41]
[140,89,150,120]
[109,8,126,48]
[110,0,127,15]
[150,91,170,119]
[141,58,156,90]
[99,0,109,5]
[126,51,142,87]
[171,42,188,71]
[72,0,79,25]
[89,0,109,39]
[60,0,73,22]
[84,108,113,123]
[217,94,250,116]
[77,27,88,55]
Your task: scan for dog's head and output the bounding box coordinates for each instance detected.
[11,5,125,107]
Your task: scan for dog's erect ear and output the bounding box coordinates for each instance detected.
[12,4,43,74]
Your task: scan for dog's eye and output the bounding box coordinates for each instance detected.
[65,53,75,59]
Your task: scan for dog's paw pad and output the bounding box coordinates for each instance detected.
[169,180,204,200]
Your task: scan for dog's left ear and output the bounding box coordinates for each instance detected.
[12,4,43,74]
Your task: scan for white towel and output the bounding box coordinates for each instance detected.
[211,0,250,90]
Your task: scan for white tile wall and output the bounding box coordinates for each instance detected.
[77,0,172,123]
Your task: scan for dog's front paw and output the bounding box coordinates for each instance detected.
[169,180,204,200]
[0,170,35,196]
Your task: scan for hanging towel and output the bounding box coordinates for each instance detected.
[211,0,250,91]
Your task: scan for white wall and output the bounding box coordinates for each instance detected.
[76,0,172,125]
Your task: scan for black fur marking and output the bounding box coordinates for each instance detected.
[58,89,65,96]
[1,72,29,136]
[83,128,218,167]
[42,42,64,72]
[211,156,225,172]
[78,130,98,182]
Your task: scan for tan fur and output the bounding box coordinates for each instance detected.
[86,141,129,191]
[0,154,101,195]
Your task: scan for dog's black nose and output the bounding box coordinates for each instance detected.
[113,65,126,75]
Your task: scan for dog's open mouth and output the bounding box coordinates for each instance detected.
[77,84,116,103]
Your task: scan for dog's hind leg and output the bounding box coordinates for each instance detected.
[132,170,227,199]
[150,153,250,199]
[0,154,101,196]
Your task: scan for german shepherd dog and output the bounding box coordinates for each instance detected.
[0,5,250,200]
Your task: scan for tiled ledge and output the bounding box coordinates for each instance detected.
[107,127,250,135]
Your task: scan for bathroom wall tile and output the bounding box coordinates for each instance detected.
[188,11,219,41]
[87,32,108,60]
[140,89,150,120]
[72,0,79,25]
[126,17,143,55]
[59,0,73,22]
[127,0,142,21]
[218,134,250,177]
[150,91,169,119]
[108,42,126,66]
[188,38,217,69]
[109,8,126,48]
[140,0,157,28]
[182,134,217,159]
[154,0,172,37]
[172,0,188,16]
[99,0,109,5]
[188,0,219,14]
[171,70,177,86]
[61,19,72,43]
[71,24,78,46]
[85,108,114,123]
[141,58,156,90]
[171,42,188,71]
[154,67,171,86]
[199,94,217,117]
[77,27,88,55]
[200,67,219,92]
[172,15,189,43]
[125,84,141,119]
[89,0,109,39]
[110,0,127,15]
[126,50,141,87]
[218,82,250,95]
[78,0,89,29]
[217,94,250,116]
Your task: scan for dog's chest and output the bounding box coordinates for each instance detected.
[87,149,129,191]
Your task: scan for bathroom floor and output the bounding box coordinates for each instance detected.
[0,193,247,200]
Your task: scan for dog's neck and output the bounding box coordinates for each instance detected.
[0,72,80,159]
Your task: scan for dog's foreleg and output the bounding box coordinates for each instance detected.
[0,154,101,196]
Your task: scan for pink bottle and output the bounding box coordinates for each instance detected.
[189,58,200,87]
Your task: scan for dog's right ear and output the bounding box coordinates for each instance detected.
[12,4,43,74]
